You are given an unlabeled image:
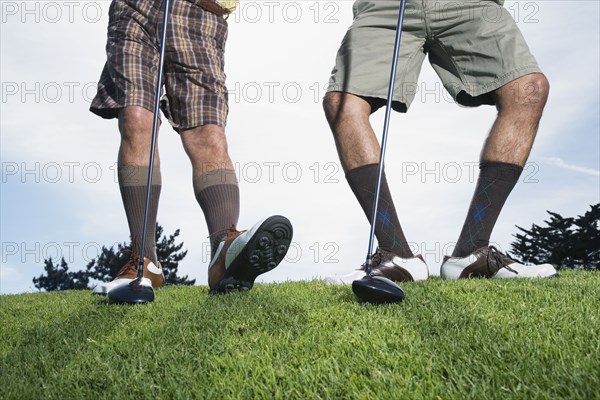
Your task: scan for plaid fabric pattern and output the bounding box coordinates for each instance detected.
[90,0,229,129]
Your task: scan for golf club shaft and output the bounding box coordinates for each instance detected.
[364,0,407,275]
[137,0,171,278]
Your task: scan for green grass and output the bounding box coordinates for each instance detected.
[1,270,599,399]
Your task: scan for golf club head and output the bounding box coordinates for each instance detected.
[352,275,405,304]
[107,277,154,304]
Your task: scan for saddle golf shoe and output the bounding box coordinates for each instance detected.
[324,248,429,284]
[208,215,293,294]
[440,246,558,279]
[92,257,165,295]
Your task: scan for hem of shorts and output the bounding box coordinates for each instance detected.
[176,119,227,131]
[90,103,226,131]
[89,106,121,120]
[89,100,153,120]
[326,84,408,111]
[462,65,542,98]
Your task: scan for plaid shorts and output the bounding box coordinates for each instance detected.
[327,0,541,112]
[90,0,229,129]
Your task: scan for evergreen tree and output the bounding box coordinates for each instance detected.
[510,204,599,270]
[84,242,132,283]
[33,223,195,291]
[33,257,90,291]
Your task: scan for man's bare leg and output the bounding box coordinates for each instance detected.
[117,106,162,264]
[323,92,413,258]
[453,73,550,257]
[180,124,239,257]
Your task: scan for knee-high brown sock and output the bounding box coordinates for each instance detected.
[346,164,413,258]
[452,162,523,257]
[193,169,240,258]
[118,165,161,264]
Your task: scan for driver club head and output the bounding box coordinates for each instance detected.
[107,277,155,305]
[352,275,405,304]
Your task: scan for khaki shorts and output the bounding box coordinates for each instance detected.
[326,0,541,112]
[90,0,229,129]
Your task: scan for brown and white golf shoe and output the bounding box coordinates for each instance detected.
[92,257,165,295]
[440,246,558,279]
[324,248,429,284]
[208,215,293,294]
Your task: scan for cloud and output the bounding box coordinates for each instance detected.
[542,157,600,177]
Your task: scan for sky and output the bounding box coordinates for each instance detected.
[1,0,599,294]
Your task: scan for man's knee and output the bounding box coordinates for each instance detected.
[181,125,227,152]
[520,73,550,107]
[118,106,155,144]
[322,91,371,126]
[496,73,550,113]
[180,125,230,171]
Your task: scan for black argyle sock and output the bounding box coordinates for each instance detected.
[453,162,523,257]
[346,164,413,258]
